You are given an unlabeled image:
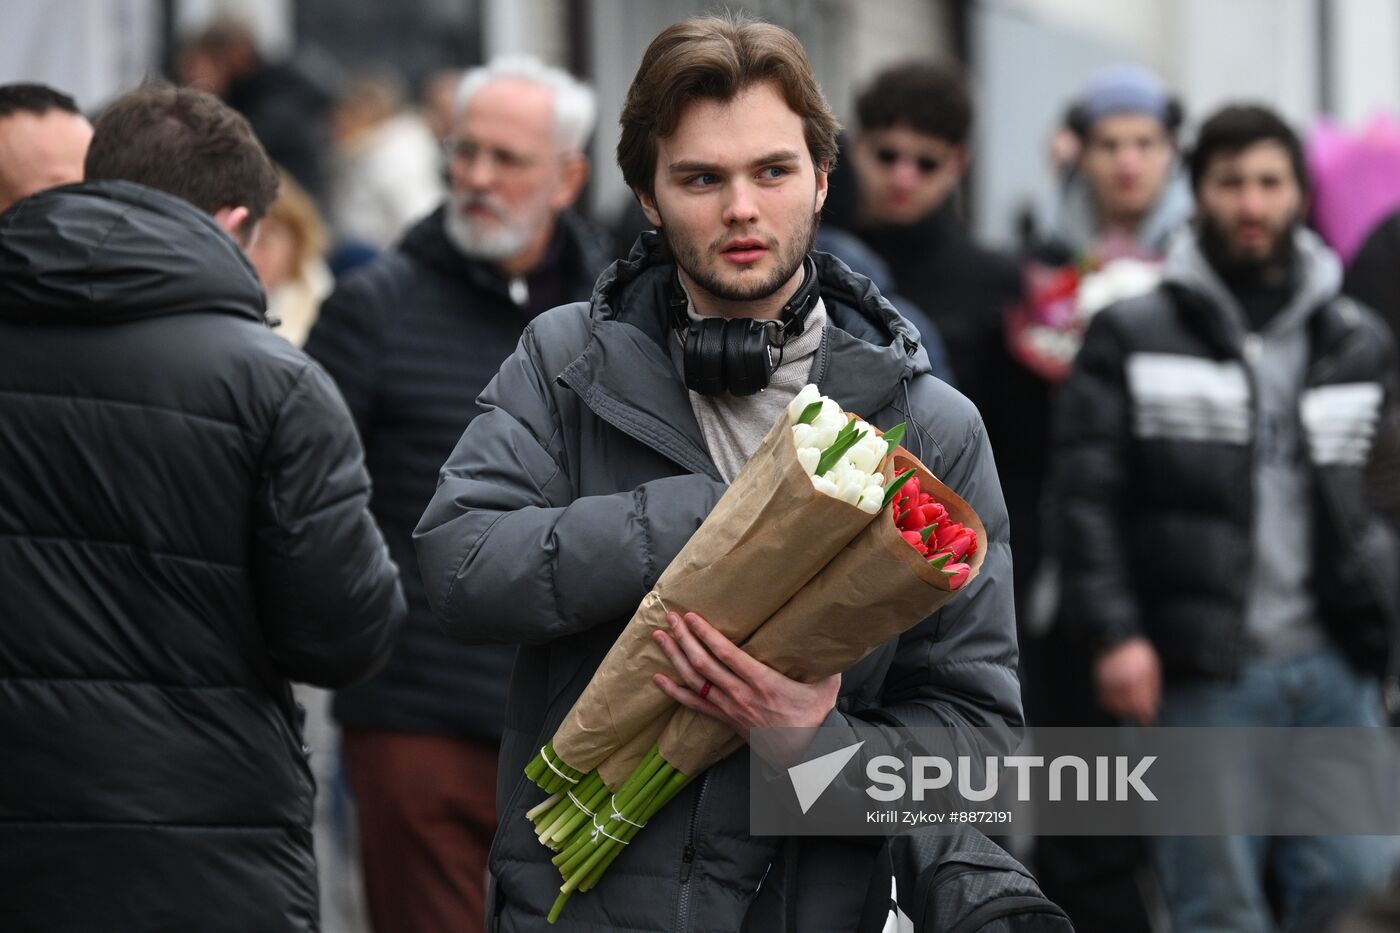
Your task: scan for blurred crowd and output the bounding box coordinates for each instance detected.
[3,10,1400,933]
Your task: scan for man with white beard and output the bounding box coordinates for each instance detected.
[304,55,608,933]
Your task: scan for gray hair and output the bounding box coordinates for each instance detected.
[454,54,596,154]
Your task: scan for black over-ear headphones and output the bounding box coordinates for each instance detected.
[672,256,821,397]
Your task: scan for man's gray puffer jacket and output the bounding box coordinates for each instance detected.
[415,234,1023,933]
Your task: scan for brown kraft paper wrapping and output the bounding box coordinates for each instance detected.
[643,450,987,778]
[551,412,878,774]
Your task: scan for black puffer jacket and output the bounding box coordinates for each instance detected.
[415,235,1022,932]
[308,207,609,740]
[0,181,405,932]
[1055,236,1400,681]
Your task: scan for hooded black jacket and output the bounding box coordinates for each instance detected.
[1055,232,1400,681]
[414,235,1022,932]
[0,181,405,932]
[307,207,609,740]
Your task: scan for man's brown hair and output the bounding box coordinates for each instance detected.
[84,84,279,227]
[617,13,840,197]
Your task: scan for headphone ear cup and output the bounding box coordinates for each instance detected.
[721,320,759,396]
[740,322,774,396]
[686,319,728,395]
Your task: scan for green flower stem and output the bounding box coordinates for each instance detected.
[544,782,611,848]
[547,889,573,924]
[525,792,563,822]
[527,742,585,793]
[556,764,669,879]
[578,768,693,892]
[534,772,603,835]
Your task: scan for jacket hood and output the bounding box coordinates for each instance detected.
[0,180,266,326]
[590,232,930,408]
[1163,225,1342,341]
[1049,163,1193,257]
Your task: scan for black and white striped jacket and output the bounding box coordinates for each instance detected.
[1053,262,1400,682]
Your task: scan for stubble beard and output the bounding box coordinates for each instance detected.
[658,203,819,304]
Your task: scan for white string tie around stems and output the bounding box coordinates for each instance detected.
[540,746,579,784]
[609,794,645,828]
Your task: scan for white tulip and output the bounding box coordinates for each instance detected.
[797,447,820,475]
[812,475,839,498]
[824,458,852,484]
[813,403,845,434]
[791,423,816,449]
[857,485,884,514]
[847,443,879,474]
[837,475,865,505]
[810,425,839,451]
[787,384,822,424]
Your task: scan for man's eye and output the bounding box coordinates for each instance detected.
[688,174,719,187]
[760,166,788,180]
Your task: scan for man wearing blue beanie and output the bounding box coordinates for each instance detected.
[1046,64,1191,258]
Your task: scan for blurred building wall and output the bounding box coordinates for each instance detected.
[0,0,159,111]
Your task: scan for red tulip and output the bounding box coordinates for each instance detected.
[934,524,976,562]
[945,562,972,590]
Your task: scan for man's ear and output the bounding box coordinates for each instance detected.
[550,153,591,211]
[636,187,662,228]
[813,161,830,214]
[213,205,252,244]
[948,146,971,184]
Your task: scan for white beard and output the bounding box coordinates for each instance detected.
[443,190,554,262]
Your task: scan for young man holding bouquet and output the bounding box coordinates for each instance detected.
[1056,104,1400,931]
[416,13,1020,931]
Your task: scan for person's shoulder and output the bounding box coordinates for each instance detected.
[1091,284,1176,334]
[520,301,594,364]
[1330,293,1399,363]
[316,243,438,331]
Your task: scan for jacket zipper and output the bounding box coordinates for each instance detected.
[674,771,711,932]
[1239,333,1263,670]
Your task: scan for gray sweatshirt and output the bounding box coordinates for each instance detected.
[1162,228,1342,659]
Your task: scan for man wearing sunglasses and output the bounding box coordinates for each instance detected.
[823,60,1021,411]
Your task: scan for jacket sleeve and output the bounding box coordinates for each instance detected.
[1052,311,1143,651]
[414,324,727,646]
[800,408,1024,785]
[254,361,406,687]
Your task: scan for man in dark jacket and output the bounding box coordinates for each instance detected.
[305,56,606,933]
[0,84,404,932]
[822,60,1022,410]
[415,15,1021,932]
[1056,104,1400,931]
